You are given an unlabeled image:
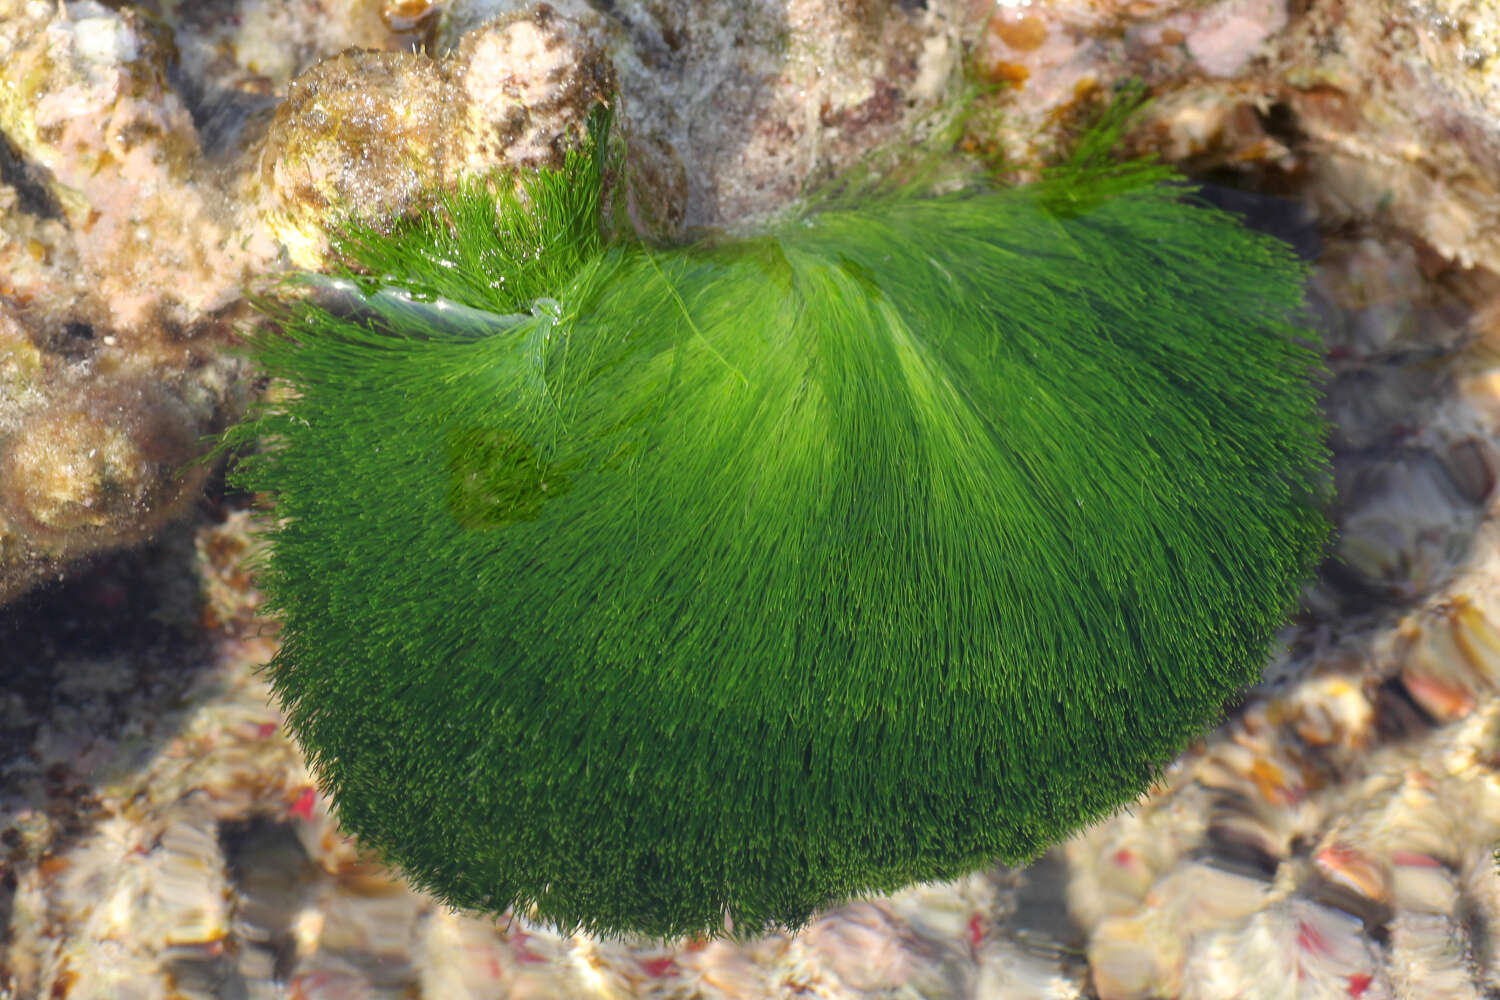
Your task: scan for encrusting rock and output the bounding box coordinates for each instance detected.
[256,5,619,269]
[0,0,258,602]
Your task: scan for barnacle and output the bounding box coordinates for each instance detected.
[225,101,1331,941]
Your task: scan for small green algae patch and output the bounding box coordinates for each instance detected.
[446,426,573,527]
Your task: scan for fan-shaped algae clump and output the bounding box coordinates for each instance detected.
[226,102,1330,940]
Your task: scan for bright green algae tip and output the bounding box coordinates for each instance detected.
[228,107,1330,940]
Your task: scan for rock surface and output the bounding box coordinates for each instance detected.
[974,0,1500,271]
[0,0,260,601]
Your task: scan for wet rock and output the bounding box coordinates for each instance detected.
[1334,451,1481,601]
[436,0,963,234]
[257,50,469,267]
[971,0,1500,271]
[0,0,255,601]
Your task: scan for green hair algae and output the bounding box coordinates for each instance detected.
[225,104,1331,941]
